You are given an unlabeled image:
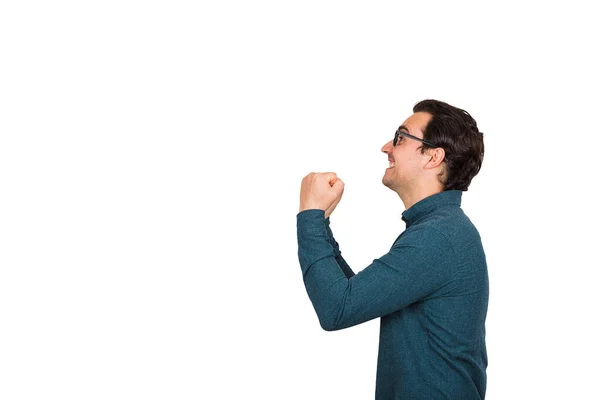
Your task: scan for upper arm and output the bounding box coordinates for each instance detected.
[325,226,454,330]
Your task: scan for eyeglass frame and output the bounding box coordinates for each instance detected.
[394,128,438,148]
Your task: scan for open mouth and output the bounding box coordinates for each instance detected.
[387,160,396,169]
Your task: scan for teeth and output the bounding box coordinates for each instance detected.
[389,161,396,168]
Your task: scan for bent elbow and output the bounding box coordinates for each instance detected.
[320,321,336,332]
[318,314,340,332]
[320,321,335,332]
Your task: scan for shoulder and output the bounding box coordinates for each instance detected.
[395,221,454,256]
[401,208,483,254]
[425,207,481,241]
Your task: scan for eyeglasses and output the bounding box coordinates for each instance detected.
[394,128,438,147]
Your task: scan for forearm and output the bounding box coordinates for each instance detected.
[297,209,351,330]
[324,217,355,278]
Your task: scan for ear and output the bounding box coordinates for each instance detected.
[424,147,445,170]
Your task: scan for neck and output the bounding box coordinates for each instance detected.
[399,185,443,210]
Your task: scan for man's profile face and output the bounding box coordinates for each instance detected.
[380,111,433,194]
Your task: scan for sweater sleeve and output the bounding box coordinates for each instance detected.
[324,217,355,278]
[297,209,454,331]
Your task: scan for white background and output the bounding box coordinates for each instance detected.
[1,1,599,399]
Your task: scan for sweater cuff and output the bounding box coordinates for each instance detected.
[296,209,327,237]
[296,209,336,275]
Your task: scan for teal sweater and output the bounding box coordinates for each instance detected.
[296,190,488,399]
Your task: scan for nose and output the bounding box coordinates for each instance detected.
[381,139,393,154]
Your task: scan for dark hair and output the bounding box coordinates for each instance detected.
[413,99,484,191]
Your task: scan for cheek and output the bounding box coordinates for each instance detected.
[401,154,421,171]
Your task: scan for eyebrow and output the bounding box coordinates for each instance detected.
[398,124,427,138]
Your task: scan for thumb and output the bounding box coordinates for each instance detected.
[331,177,344,194]
[322,172,338,185]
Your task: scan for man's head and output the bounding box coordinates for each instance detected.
[381,99,484,199]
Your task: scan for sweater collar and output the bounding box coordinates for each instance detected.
[401,190,462,227]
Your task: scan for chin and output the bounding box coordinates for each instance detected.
[382,176,393,190]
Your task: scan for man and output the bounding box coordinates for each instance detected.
[296,99,488,399]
